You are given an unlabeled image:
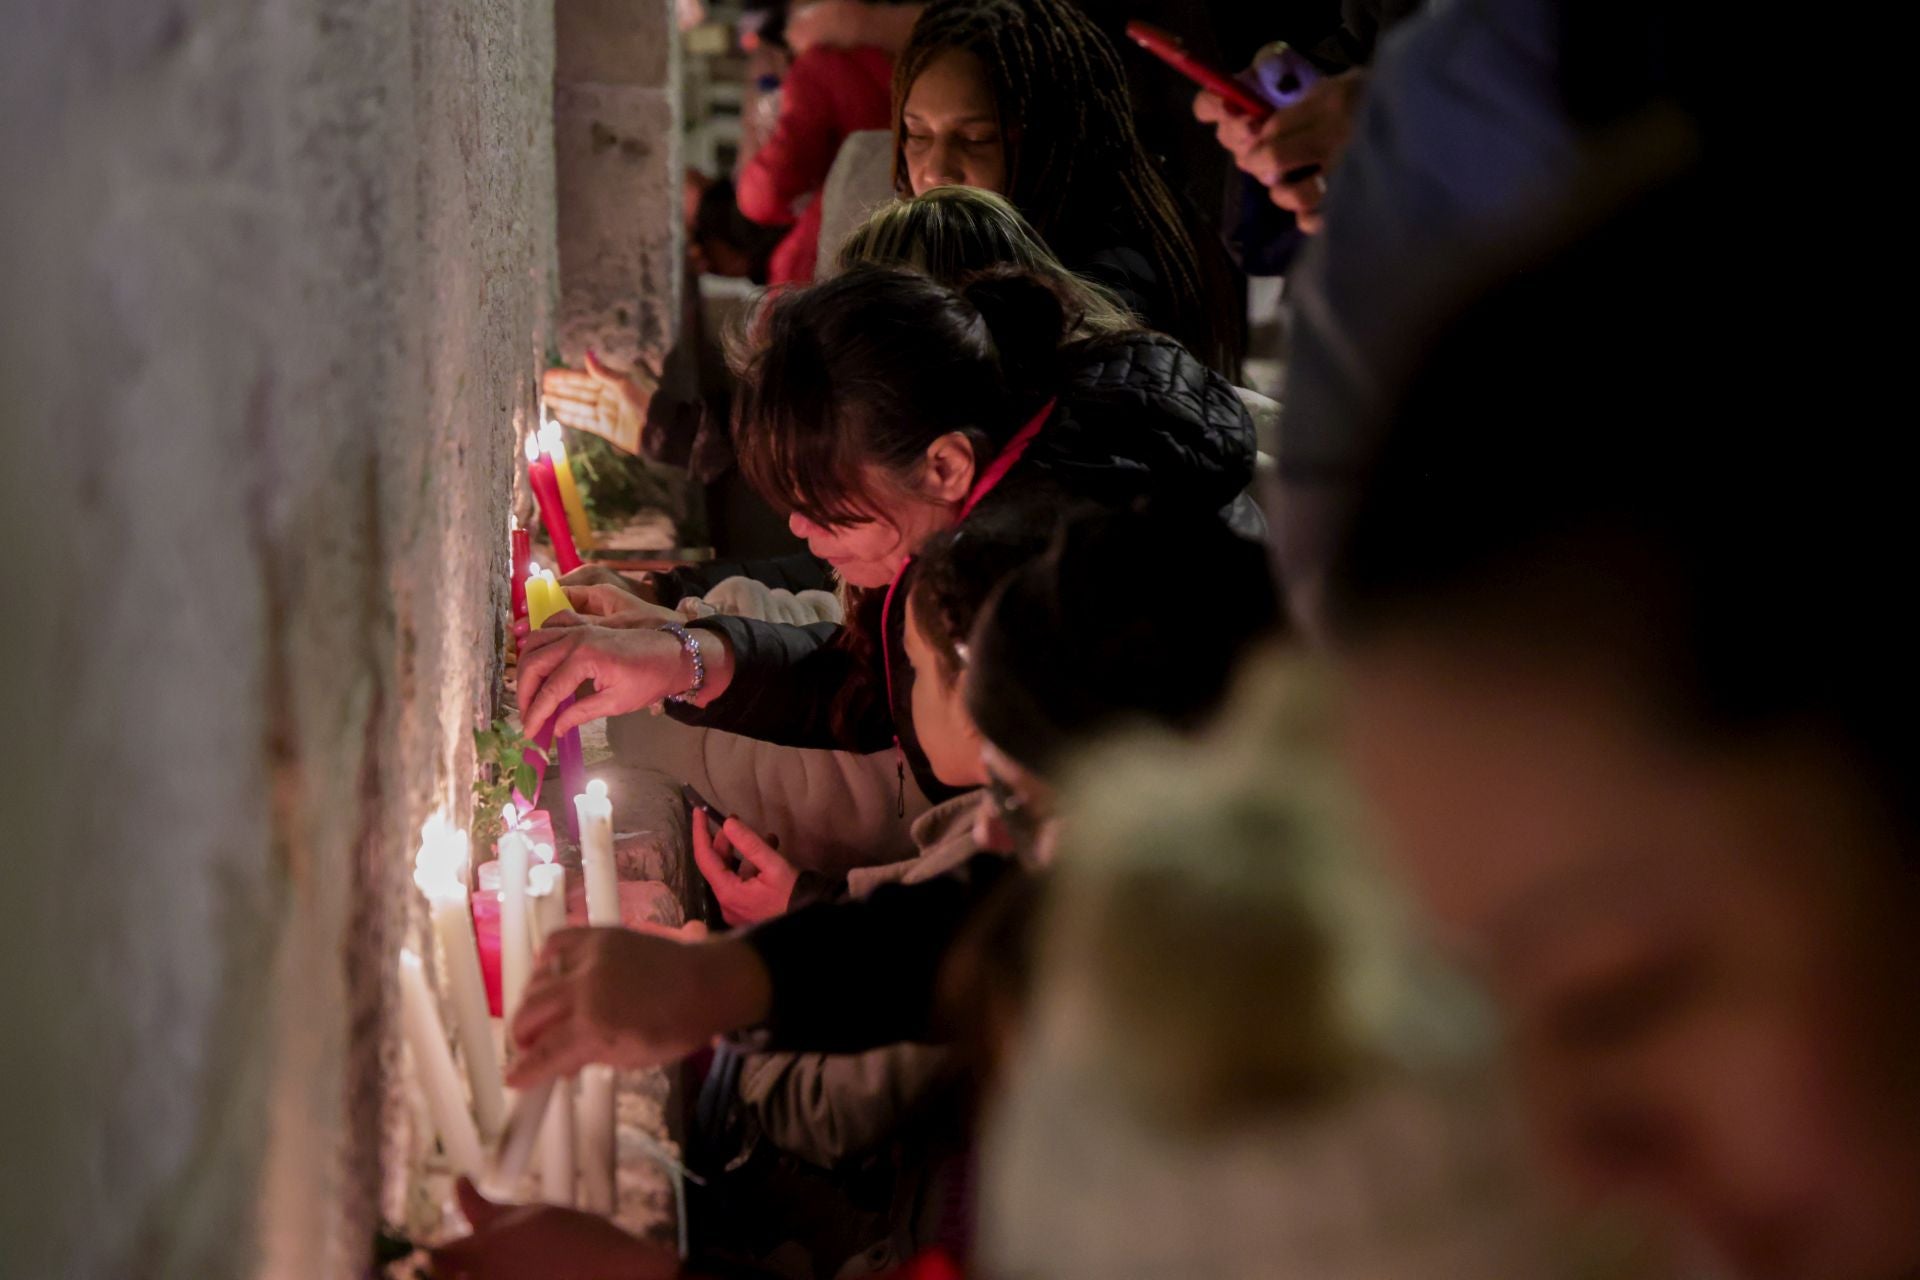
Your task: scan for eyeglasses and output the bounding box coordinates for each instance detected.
[984,767,1041,839]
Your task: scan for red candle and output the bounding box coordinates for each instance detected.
[510,524,531,623]
[525,435,582,573]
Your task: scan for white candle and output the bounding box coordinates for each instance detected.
[398,947,486,1178]
[577,1066,618,1215]
[576,779,618,927]
[413,810,507,1142]
[573,779,619,1213]
[527,857,576,1206]
[498,830,534,1025]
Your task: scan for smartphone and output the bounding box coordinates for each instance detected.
[681,782,730,829]
[1126,22,1273,119]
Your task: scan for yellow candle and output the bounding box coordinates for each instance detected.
[541,419,595,551]
[525,566,569,629]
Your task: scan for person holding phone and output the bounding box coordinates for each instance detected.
[891,0,1243,374]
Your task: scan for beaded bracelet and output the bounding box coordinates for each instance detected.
[660,623,705,704]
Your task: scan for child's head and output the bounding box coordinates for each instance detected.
[963,506,1282,840]
[835,185,1136,339]
[902,487,1070,788]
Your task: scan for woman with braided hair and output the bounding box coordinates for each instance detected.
[893,0,1243,373]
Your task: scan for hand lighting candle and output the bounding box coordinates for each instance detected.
[541,417,595,552]
[398,947,487,1178]
[413,810,507,1142]
[525,432,582,573]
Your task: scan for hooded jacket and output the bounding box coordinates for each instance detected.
[666,331,1259,801]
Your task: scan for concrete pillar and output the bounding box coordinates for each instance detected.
[554,0,686,377]
[0,3,556,1277]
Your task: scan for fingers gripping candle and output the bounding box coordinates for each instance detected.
[413,811,507,1142]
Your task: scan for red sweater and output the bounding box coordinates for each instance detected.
[736,44,896,284]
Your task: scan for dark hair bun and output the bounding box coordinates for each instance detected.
[960,265,1071,393]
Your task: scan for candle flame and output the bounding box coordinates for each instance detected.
[586,779,609,801]
[527,863,563,896]
[501,802,521,830]
[524,432,540,463]
[534,842,555,865]
[413,808,471,897]
[539,419,563,455]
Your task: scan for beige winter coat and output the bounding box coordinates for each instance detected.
[737,792,995,1168]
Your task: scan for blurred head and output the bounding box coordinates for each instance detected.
[892,0,1221,366]
[1330,173,1920,1279]
[835,185,1137,337]
[732,264,1072,586]
[964,506,1283,859]
[900,492,1064,789]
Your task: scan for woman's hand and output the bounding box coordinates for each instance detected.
[691,808,800,927]
[541,352,654,454]
[1194,70,1365,233]
[565,583,681,627]
[559,563,662,606]
[429,1178,679,1280]
[507,928,772,1087]
[516,623,731,739]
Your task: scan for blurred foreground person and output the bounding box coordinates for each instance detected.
[1329,168,1920,1280]
[979,655,1649,1280]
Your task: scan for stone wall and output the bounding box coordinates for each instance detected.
[554,0,684,377]
[0,2,556,1276]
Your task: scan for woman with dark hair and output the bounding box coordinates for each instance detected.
[438,505,1283,1280]
[517,263,1260,808]
[891,0,1243,372]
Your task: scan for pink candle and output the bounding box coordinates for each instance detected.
[526,435,582,572]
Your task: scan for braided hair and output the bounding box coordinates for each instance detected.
[893,0,1232,371]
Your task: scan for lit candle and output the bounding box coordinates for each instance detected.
[510,522,531,624]
[527,855,576,1206]
[413,811,507,1142]
[576,779,619,928]
[525,565,570,629]
[541,417,595,552]
[573,778,619,1214]
[398,947,486,1178]
[525,432,583,573]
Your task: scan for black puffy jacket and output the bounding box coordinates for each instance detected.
[668,331,1259,802]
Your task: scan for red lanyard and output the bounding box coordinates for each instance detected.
[879,397,1056,747]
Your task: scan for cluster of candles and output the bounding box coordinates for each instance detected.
[397,791,622,1213]
[390,454,694,1240]
[525,416,592,573]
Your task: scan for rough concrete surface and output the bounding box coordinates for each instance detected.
[554,0,684,375]
[0,2,557,1276]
